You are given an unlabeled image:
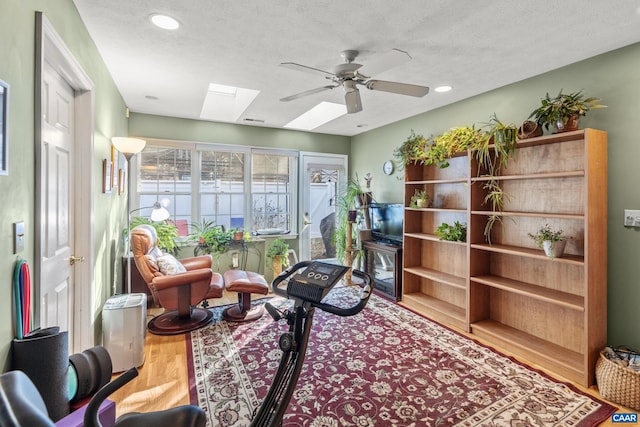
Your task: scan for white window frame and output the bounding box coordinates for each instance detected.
[130,139,298,235]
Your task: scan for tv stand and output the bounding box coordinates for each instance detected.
[363,240,402,301]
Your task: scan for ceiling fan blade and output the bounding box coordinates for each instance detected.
[365,80,429,97]
[345,88,362,114]
[280,85,337,102]
[357,48,412,78]
[279,62,336,79]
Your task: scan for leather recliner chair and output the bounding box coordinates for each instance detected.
[130,225,224,335]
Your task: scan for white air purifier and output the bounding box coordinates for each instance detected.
[102,293,147,372]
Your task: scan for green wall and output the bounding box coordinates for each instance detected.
[1,0,638,372]
[352,42,640,350]
[0,0,129,368]
[129,113,351,154]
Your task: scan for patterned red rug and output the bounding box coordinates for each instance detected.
[187,289,615,426]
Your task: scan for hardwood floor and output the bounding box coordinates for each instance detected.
[108,294,626,426]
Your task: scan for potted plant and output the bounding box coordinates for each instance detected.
[129,216,179,255]
[410,188,429,208]
[476,114,519,243]
[266,237,289,276]
[528,89,606,133]
[393,130,431,169]
[188,219,234,256]
[434,221,467,242]
[427,126,487,169]
[528,224,567,259]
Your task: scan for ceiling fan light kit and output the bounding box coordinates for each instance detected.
[280,49,429,114]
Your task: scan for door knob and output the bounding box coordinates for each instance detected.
[69,255,85,265]
[303,213,312,226]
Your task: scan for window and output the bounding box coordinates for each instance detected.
[252,152,292,232]
[200,150,246,230]
[134,141,297,235]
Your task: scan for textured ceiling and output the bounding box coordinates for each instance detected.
[72,0,640,136]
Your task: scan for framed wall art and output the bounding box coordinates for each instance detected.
[103,159,112,193]
[0,79,9,176]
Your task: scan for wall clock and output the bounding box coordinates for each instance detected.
[382,160,394,175]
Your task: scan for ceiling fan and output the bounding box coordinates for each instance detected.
[279,48,429,114]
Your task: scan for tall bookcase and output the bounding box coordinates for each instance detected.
[401,128,607,387]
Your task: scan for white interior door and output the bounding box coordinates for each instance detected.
[40,62,76,343]
[36,13,95,354]
[299,152,347,261]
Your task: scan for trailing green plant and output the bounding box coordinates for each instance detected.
[410,188,429,208]
[528,89,606,131]
[527,224,565,248]
[478,114,518,168]
[393,130,431,169]
[475,114,519,243]
[266,237,290,269]
[434,221,467,242]
[428,126,486,168]
[188,219,235,256]
[130,216,179,255]
[394,126,488,169]
[333,176,369,264]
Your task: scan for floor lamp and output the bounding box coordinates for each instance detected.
[112,137,146,293]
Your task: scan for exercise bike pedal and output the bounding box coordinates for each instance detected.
[265,302,285,321]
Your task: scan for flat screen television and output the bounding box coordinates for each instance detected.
[369,203,404,244]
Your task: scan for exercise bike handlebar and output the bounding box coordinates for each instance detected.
[272,261,373,317]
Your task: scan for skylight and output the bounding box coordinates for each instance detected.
[200,84,260,123]
[284,102,347,131]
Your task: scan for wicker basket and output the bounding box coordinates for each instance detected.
[595,350,640,410]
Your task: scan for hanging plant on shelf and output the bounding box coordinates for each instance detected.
[393,130,431,170]
[476,114,519,244]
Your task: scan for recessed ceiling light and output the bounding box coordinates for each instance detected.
[150,14,180,30]
[434,85,453,93]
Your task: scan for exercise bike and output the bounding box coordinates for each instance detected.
[0,261,371,427]
[250,260,374,427]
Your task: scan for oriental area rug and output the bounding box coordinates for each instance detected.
[187,288,615,427]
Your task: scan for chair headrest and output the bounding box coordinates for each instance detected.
[131,225,158,256]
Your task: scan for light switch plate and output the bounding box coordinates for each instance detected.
[13,221,25,253]
[624,210,640,227]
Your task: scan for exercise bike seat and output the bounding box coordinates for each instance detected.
[84,368,205,427]
[113,406,205,427]
[0,370,52,427]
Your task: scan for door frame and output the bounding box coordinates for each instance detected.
[35,13,95,353]
[298,152,348,261]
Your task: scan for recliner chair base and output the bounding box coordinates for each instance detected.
[147,307,213,335]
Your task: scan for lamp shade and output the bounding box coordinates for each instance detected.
[111,137,146,155]
[150,202,170,222]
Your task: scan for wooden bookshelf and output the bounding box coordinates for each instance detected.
[400,128,607,387]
